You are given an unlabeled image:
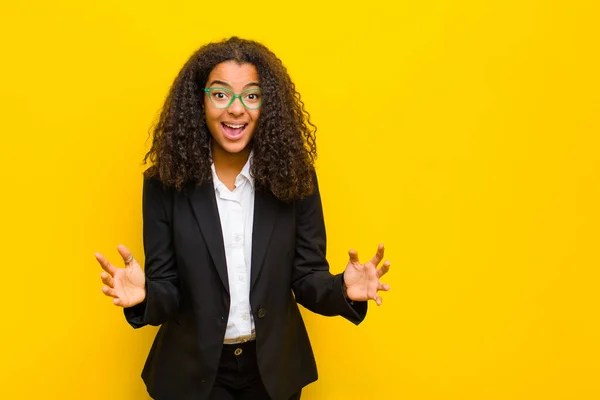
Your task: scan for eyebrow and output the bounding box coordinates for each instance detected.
[207,80,261,89]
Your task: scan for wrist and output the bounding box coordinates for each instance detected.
[342,274,354,305]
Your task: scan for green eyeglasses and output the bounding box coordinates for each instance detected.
[203,87,263,110]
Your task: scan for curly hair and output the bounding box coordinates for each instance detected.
[143,36,317,201]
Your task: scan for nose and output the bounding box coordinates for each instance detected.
[227,96,245,117]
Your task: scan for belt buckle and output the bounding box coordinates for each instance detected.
[224,333,255,345]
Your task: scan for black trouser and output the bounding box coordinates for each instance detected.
[209,341,301,400]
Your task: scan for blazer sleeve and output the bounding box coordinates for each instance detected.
[124,176,180,328]
[291,172,367,325]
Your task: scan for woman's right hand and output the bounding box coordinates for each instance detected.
[95,244,146,308]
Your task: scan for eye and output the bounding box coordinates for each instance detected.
[212,91,229,99]
[244,91,262,101]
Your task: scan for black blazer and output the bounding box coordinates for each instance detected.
[124,173,367,400]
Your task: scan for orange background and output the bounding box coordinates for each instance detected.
[0,1,599,398]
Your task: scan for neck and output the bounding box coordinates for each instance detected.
[212,143,250,190]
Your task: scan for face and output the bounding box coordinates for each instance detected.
[203,61,261,161]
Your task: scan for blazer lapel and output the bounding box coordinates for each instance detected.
[188,180,229,294]
[250,187,281,290]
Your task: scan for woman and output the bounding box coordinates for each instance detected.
[95,36,391,400]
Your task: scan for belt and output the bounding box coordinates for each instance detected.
[223,333,256,345]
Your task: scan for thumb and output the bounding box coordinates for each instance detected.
[117,244,135,265]
[348,249,360,264]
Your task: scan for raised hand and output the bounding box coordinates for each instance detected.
[343,243,391,306]
[95,244,146,308]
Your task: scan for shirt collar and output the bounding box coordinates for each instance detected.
[210,151,254,191]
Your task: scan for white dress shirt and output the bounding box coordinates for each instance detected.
[211,156,255,341]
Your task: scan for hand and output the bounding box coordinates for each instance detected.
[95,244,146,308]
[343,243,391,306]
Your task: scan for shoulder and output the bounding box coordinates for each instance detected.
[294,168,323,211]
[143,173,168,191]
[142,169,178,204]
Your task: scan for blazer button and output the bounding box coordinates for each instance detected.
[257,308,267,319]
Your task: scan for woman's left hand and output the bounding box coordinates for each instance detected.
[343,243,391,306]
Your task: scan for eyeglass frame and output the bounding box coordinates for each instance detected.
[203,87,263,110]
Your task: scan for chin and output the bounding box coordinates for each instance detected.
[225,145,250,154]
[215,140,252,155]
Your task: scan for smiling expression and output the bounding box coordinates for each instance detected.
[203,61,261,162]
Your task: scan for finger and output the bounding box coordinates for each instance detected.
[367,284,382,305]
[113,298,125,307]
[117,244,134,265]
[348,249,360,264]
[368,243,385,266]
[100,272,115,288]
[373,293,382,306]
[378,281,391,291]
[101,286,119,299]
[376,260,391,278]
[95,252,117,276]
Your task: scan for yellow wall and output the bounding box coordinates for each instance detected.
[1,1,599,398]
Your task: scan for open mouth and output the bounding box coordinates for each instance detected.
[221,122,248,140]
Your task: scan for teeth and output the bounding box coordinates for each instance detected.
[223,123,245,129]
